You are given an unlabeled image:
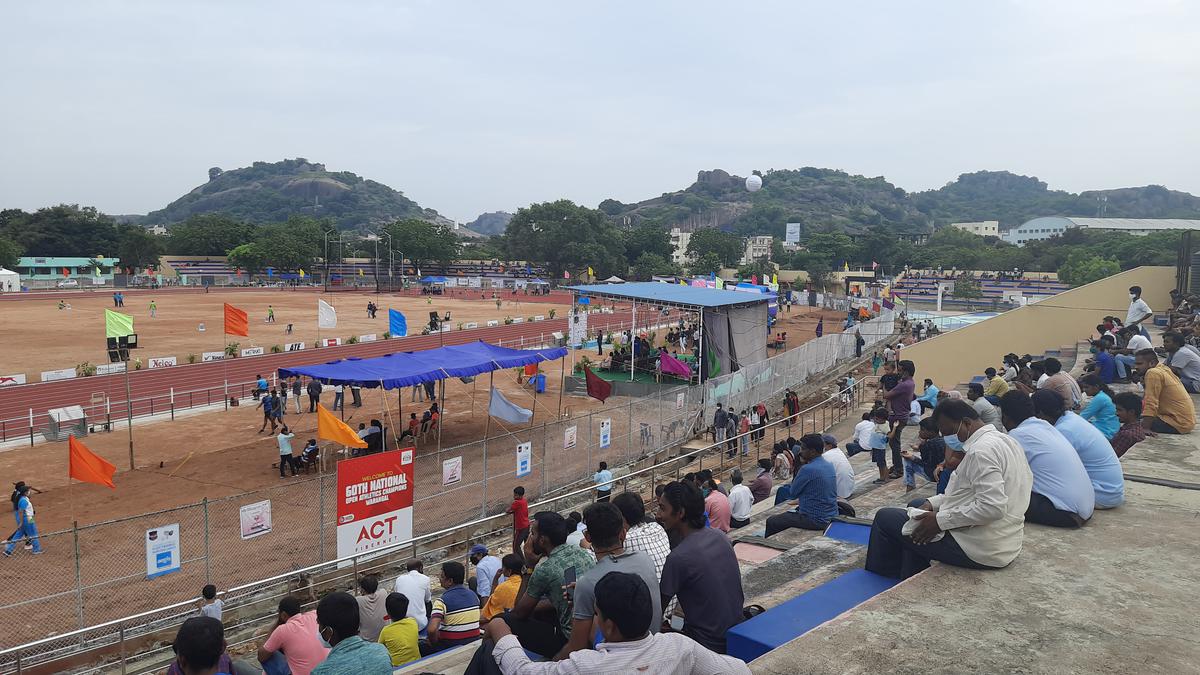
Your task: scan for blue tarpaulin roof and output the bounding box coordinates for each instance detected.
[277,341,567,389]
[571,282,770,308]
[418,276,448,284]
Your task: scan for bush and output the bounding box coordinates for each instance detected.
[347,335,359,344]
[548,308,557,319]
[186,353,197,364]
[133,358,143,370]
[270,344,283,353]
[383,331,392,339]
[575,355,594,374]
[76,362,97,377]
[224,342,240,358]
[503,316,514,325]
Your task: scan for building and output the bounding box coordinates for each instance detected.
[1002,216,1200,246]
[949,220,999,236]
[16,256,120,286]
[742,235,773,264]
[669,227,692,266]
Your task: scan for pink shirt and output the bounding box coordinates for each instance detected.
[705,490,732,533]
[262,611,329,675]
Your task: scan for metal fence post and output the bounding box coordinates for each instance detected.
[203,498,212,584]
[319,476,326,563]
[540,424,547,497]
[73,521,85,631]
[119,623,127,674]
[481,437,489,518]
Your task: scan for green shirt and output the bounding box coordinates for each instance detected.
[311,635,392,675]
[525,543,595,636]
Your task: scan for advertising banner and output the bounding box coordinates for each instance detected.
[0,373,27,387]
[336,448,415,560]
[442,455,463,486]
[148,357,177,369]
[41,367,77,382]
[96,363,126,375]
[239,500,272,540]
[201,351,225,362]
[785,222,801,244]
[241,346,265,358]
[675,392,685,410]
[564,425,578,450]
[599,419,611,449]
[358,334,377,343]
[516,442,532,477]
[286,342,305,352]
[145,523,181,579]
[323,338,341,347]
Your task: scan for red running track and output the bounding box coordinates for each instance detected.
[0,310,665,442]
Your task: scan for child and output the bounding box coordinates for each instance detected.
[198,584,223,621]
[506,487,530,555]
[400,413,419,441]
[379,593,420,667]
[300,439,319,469]
[1111,392,1152,458]
[900,418,945,493]
[481,554,525,623]
[868,407,891,484]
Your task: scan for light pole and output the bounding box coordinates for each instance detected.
[323,229,336,293]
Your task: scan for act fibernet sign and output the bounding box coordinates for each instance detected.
[336,448,415,561]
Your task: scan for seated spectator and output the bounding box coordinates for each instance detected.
[1135,348,1196,434]
[701,476,732,533]
[1078,374,1119,439]
[916,378,939,411]
[820,434,856,504]
[400,413,419,441]
[299,439,319,469]
[766,434,839,536]
[865,399,1033,580]
[469,544,502,602]
[846,411,874,457]
[967,383,1005,430]
[392,560,432,642]
[313,591,392,674]
[1112,328,1152,380]
[696,469,728,497]
[355,574,389,642]
[1041,358,1081,410]
[504,511,595,658]
[482,572,752,674]
[657,481,745,654]
[902,418,946,493]
[1031,390,1125,509]
[169,616,244,675]
[1085,338,1118,384]
[258,596,328,675]
[427,562,482,652]
[1000,392,1094,528]
[379,593,421,668]
[1162,331,1200,393]
[613,492,670,580]
[481,554,525,623]
[1111,392,1152,458]
[749,458,774,503]
[983,367,1010,401]
[727,469,754,528]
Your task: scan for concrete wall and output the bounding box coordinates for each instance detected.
[900,266,1175,390]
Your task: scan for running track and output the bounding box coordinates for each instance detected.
[0,305,663,442]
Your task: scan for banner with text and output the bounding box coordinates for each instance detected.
[336,449,415,560]
[145,523,181,579]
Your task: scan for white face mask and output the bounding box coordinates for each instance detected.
[1130,293,1137,300]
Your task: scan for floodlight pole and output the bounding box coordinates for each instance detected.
[630,300,636,383]
[123,355,134,470]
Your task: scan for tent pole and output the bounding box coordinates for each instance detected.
[436,369,448,454]
[482,370,493,517]
[555,356,565,420]
[630,299,636,383]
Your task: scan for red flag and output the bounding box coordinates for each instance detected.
[751,274,758,285]
[62,267,70,277]
[69,435,116,489]
[583,366,612,403]
[224,303,249,337]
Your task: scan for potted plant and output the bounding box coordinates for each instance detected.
[270,344,283,353]
[76,362,97,377]
[347,335,359,344]
[224,342,240,358]
[548,308,557,319]
[186,353,198,364]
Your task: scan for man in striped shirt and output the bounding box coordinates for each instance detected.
[426,562,481,653]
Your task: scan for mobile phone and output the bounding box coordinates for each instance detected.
[563,566,577,586]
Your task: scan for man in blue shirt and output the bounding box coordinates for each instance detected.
[1031,390,1125,509]
[916,378,940,411]
[765,434,838,536]
[593,462,613,502]
[1090,338,1117,384]
[999,392,1094,528]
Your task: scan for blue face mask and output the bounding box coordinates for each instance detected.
[943,434,964,451]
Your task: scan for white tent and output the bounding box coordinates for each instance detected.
[0,268,19,293]
[602,276,625,283]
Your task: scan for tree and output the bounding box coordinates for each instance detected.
[1058,252,1121,287]
[227,243,267,274]
[166,214,257,256]
[686,228,744,267]
[116,225,163,270]
[952,278,983,299]
[803,232,857,267]
[737,258,775,282]
[621,223,674,266]
[688,252,723,277]
[502,200,625,280]
[383,218,462,273]
[0,205,120,257]
[630,253,680,280]
[255,216,325,271]
[0,236,21,269]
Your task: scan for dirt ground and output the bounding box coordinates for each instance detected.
[4,289,572,377]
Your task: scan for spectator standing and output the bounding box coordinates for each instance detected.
[593,462,613,502]
[355,574,390,642]
[350,384,363,407]
[469,545,502,601]
[713,404,728,444]
[612,492,670,580]
[379,594,420,668]
[427,562,482,653]
[392,560,432,641]
[506,487,530,555]
[1126,285,1153,338]
[306,379,322,413]
[276,427,297,478]
[257,596,328,675]
[312,592,392,674]
[728,470,754,528]
[882,360,917,479]
[197,584,223,622]
[255,374,268,401]
[333,384,345,411]
[257,393,278,434]
[291,377,303,414]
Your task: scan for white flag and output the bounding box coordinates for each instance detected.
[488,387,532,424]
[318,299,337,329]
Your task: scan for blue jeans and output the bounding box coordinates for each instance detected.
[333,393,344,410]
[740,435,749,456]
[262,651,291,675]
[902,459,933,488]
[5,521,41,554]
[1114,354,1135,379]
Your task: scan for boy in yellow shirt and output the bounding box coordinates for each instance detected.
[379,593,420,667]
[481,554,525,623]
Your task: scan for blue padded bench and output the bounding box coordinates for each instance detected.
[726,568,899,662]
[823,520,872,546]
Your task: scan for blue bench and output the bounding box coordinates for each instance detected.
[726,568,899,662]
[823,520,872,546]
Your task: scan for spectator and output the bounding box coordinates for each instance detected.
[749,458,773,503]
[866,407,892,484]
[1126,285,1153,337]
[865,399,1033,580]
[379,593,420,668]
[504,511,595,657]
[1041,358,1081,411]
[355,574,389,642]
[699,476,732,533]
[506,487,530,555]
[169,617,240,675]
[915,378,939,411]
[882,360,917,479]
[657,482,745,653]
[481,554,524,623]
[469,544,502,601]
[312,591,392,674]
[1032,390,1125,510]
[1134,349,1196,434]
[983,367,1010,400]
[553,502,661,660]
[967,383,1005,430]
[902,418,946,493]
[846,412,874,457]
[727,469,754,529]
[427,562,482,652]
[713,404,728,444]
[258,596,328,675]
[612,492,670,580]
[197,584,222,622]
[565,512,589,550]
[1162,331,1200,392]
[393,560,432,641]
[697,468,728,497]
[1000,392,1094,528]
[593,462,613,502]
[766,434,839,536]
[306,379,322,413]
[1111,327,1152,380]
[482,572,752,674]
[820,434,856,503]
[1078,374,1119,439]
[1111,392,1152,458]
[1087,338,1118,384]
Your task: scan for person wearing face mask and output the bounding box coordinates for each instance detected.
[864,399,1033,580]
[1125,285,1153,339]
[312,591,392,675]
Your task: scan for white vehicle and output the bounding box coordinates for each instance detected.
[57,278,79,288]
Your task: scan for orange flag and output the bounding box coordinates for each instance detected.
[69,435,116,489]
[316,404,368,448]
[224,303,249,337]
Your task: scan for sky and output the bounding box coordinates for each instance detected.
[2,1,1198,223]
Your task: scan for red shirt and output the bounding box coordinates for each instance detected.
[509,497,529,529]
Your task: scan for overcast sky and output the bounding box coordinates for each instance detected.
[2,1,1197,222]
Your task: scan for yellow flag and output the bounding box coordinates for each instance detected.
[587,266,594,277]
[772,273,778,284]
[316,404,368,448]
[358,268,364,277]
[299,269,306,279]
[843,262,850,272]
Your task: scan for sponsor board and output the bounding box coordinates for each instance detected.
[286,342,305,352]
[0,374,28,387]
[41,367,77,382]
[463,322,478,329]
[533,315,545,321]
[487,320,500,327]
[202,351,225,362]
[517,442,532,477]
[564,425,578,450]
[323,338,341,347]
[239,500,273,540]
[511,317,524,324]
[148,356,177,369]
[96,363,126,375]
[358,334,377,343]
[600,419,611,449]
[336,449,415,560]
[241,346,265,357]
[442,456,463,486]
[145,524,181,579]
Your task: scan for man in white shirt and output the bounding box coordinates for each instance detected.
[393,559,433,638]
[727,469,754,528]
[469,544,503,600]
[864,399,1033,580]
[846,412,875,457]
[1126,285,1153,338]
[820,434,857,503]
[1113,328,1152,380]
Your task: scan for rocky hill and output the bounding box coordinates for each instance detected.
[141,158,453,231]
[465,211,512,237]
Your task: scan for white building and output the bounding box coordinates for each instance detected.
[742,235,773,264]
[669,228,692,265]
[949,220,998,236]
[1002,216,1200,246]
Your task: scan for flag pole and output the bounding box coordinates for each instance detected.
[436,369,448,455]
[555,356,565,420]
